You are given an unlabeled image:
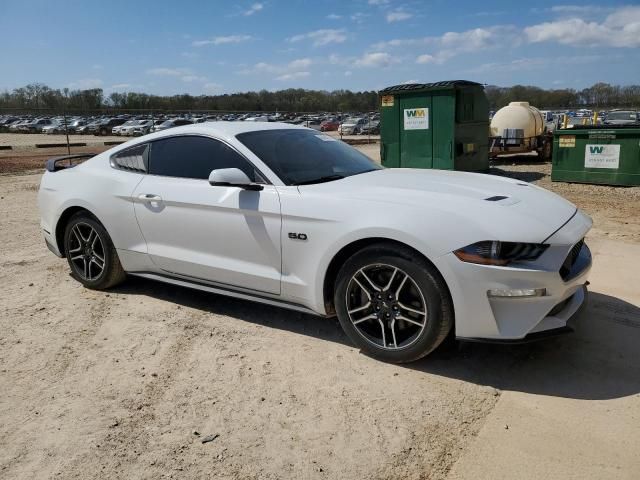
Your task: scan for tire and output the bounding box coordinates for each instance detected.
[100,128,108,136]
[334,243,453,363]
[63,212,126,290]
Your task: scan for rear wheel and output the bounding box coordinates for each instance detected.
[64,212,126,290]
[334,244,453,363]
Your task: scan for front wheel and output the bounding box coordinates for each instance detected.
[64,212,126,289]
[334,244,453,363]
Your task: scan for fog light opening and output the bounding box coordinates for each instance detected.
[487,288,547,298]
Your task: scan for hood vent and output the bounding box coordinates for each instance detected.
[485,195,509,202]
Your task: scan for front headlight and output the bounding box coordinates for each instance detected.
[453,241,548,266]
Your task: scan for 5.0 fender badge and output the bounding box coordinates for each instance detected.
[288,233,308,241]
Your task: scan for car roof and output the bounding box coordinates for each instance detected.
[108,122,311,154]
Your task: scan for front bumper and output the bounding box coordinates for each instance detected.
[444,242,591,340]
[458,284,588,343]
[438,210,593,341]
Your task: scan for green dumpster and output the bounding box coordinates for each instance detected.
[379,80,489,172]
[552,126,640,186]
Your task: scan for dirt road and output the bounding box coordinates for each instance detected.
[1,170,638,479]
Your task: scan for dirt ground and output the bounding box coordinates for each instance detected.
[0,132,125,148]
[0,147,639,479]
[0,147,112,175]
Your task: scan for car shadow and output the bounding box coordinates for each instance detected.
[412,291,640,401]
[112,277,640,401]
[111,276,350,346]
[489,167,546,183]
[490,153,546,166]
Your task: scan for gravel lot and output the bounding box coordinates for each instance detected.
[0,146,639,479]
[0,132,125,148]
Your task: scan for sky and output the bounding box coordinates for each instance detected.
[1,0,639,95]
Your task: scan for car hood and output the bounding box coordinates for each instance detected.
[299,168,579,244]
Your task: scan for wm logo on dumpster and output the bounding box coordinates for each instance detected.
[585,144,620,169]
[403,107,429,130]
[406,109,426,118]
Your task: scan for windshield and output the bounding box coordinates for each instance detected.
[237,129,381,185]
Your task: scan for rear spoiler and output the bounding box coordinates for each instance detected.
[45,153,94,172]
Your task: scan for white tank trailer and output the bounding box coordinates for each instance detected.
[489,101,553,160]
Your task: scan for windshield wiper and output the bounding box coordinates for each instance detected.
[293,174,345,186]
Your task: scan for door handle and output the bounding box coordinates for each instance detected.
[138,193,162,202]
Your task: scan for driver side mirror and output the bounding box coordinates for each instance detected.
[208,168,264,191]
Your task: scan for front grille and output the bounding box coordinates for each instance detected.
[559,239,584,280]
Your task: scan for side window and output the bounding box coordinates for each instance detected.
[148,136,259,181]
[111,143,149,173]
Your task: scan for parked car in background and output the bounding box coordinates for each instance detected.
[9,119,31,132]
[244,115,271,122]
[603,110,638,126]
[359,120,380,135]
[320,119,340,131]
[90,118,127,136]
[66,119,87,134]
[575,109,593,118]
[111,119,142,136]
[0,116,19,132]
[338,117,367,135]
[77,120,100,135]
[42,121,64,135]
[132,119,161,136]
[27,118,54,133]
[112,120,138,135]
[151,118,193,133]
[119,120,144,136]
[307,118,324,130]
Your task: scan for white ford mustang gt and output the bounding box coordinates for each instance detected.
[38,122,592,363]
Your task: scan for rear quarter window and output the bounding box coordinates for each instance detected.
[110,143,149,173]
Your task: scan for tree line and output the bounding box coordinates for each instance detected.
[485,83,640,110]
[1,82,638,114]
[0,84,380,113]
